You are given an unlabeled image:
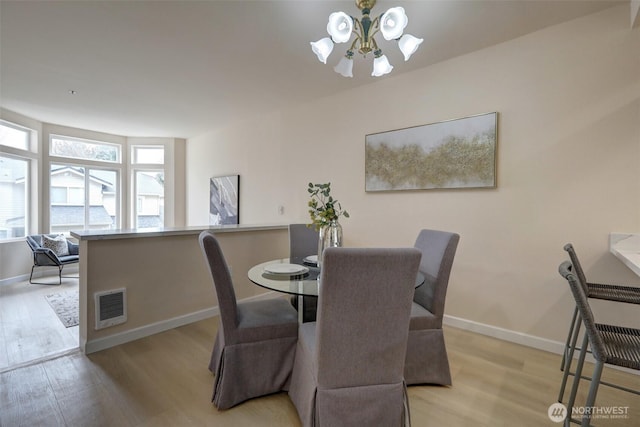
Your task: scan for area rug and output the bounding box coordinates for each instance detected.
[45,290,79,328]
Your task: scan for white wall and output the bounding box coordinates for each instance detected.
[187,5,640,344]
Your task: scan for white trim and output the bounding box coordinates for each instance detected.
[0,265,79,287]
[83,292,280,354]
[0,274,30,286]
[444,314,565,355]
[443,314,639,376]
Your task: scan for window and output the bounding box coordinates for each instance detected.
[131,145,165,229]
[132,145,164,164]
[134,170,164,229]
[0,121,29,150]
[49,135,122,234]
[0,155,28,239]
[50,135,120,163]
[0,120,35,240]
[50,164,119,233]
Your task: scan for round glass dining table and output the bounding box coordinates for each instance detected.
[248,258,425,298]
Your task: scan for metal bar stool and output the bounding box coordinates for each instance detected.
[558,261,640,426]
[558,244,640,403]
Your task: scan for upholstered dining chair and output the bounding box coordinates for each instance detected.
[288,247,421,427]
[289,223,319,322]
[558,243,640,403]
[405,229,460,386]
[558,261,640,426]
[198,230,299,410]
[288,223,319,264]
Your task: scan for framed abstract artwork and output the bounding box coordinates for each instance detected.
[209,175,240,225]
[365,112,498,191]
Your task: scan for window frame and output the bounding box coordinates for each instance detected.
[132,168,165,229]
[130,144,166,229]
[49,134,121,163]
[0,120,38,241]
[48,133,123,234]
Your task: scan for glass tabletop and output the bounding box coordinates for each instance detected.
[248,258,321,297]
[248,258,424,298]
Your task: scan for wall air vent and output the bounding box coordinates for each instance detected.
[94,288,127,330]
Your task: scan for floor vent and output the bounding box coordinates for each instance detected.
[94,288,127,330]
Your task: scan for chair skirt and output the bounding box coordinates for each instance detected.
[209,331,297,410]
[404,329,452,386]
[289,336,411,427]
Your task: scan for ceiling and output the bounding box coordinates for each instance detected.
[0,1,626,139]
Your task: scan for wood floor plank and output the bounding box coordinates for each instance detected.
[0,277,79,371]
[0,363,66,426]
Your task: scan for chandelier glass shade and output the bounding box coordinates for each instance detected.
[310,0,423,77]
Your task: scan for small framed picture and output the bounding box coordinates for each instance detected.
[209,175,240,225]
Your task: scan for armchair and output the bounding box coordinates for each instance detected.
[26,234,79,285]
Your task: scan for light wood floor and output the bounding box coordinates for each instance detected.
[0,274,79,372]
[1,313,638,426]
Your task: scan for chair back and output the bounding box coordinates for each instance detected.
[315,247,421,388]
[413,229,460,318]
[288,224,318,263]
[563,243,591,295]
[199,231,239,340]
[558,261,607,362]
[26,235,42,251]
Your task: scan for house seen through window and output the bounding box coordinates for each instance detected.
[132,145,165,229]
[49,135,122,234]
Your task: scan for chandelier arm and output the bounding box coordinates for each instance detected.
[349,18,364,53]
[368,15,381,39]
[371,35,380,52]
[353,17,362,32]
[352,18,363,40]
[348,36,360,52]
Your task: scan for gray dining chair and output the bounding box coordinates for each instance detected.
[198,230,299,410]
[289,223,319,322]
[558,243,640,402]
[405,229,460,386]
[558,261,640,426]
[288,247,421,427]
[288,223,319,264]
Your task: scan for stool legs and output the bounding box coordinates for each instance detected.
[566,333,589,426]
[559,308,582,403]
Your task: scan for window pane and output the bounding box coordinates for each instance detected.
[0,155,27,239]
[50,136,119,163]
[133,146,164,164]
[69,188,84,205]
[135,171,164,229]
[51,165,119,233]
[50,164,85,233]
[89,169,117,230]
[51,187,67,204]
[0,122,29,150]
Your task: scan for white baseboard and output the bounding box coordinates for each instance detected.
[443,314,639,376]
[443,314,565,355]
[0,274,30,286]
[83,291,280,354]
[0,265,80,287]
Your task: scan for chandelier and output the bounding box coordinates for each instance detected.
[310,0,423,77]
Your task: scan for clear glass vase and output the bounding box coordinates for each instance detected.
[317,219,343,268]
